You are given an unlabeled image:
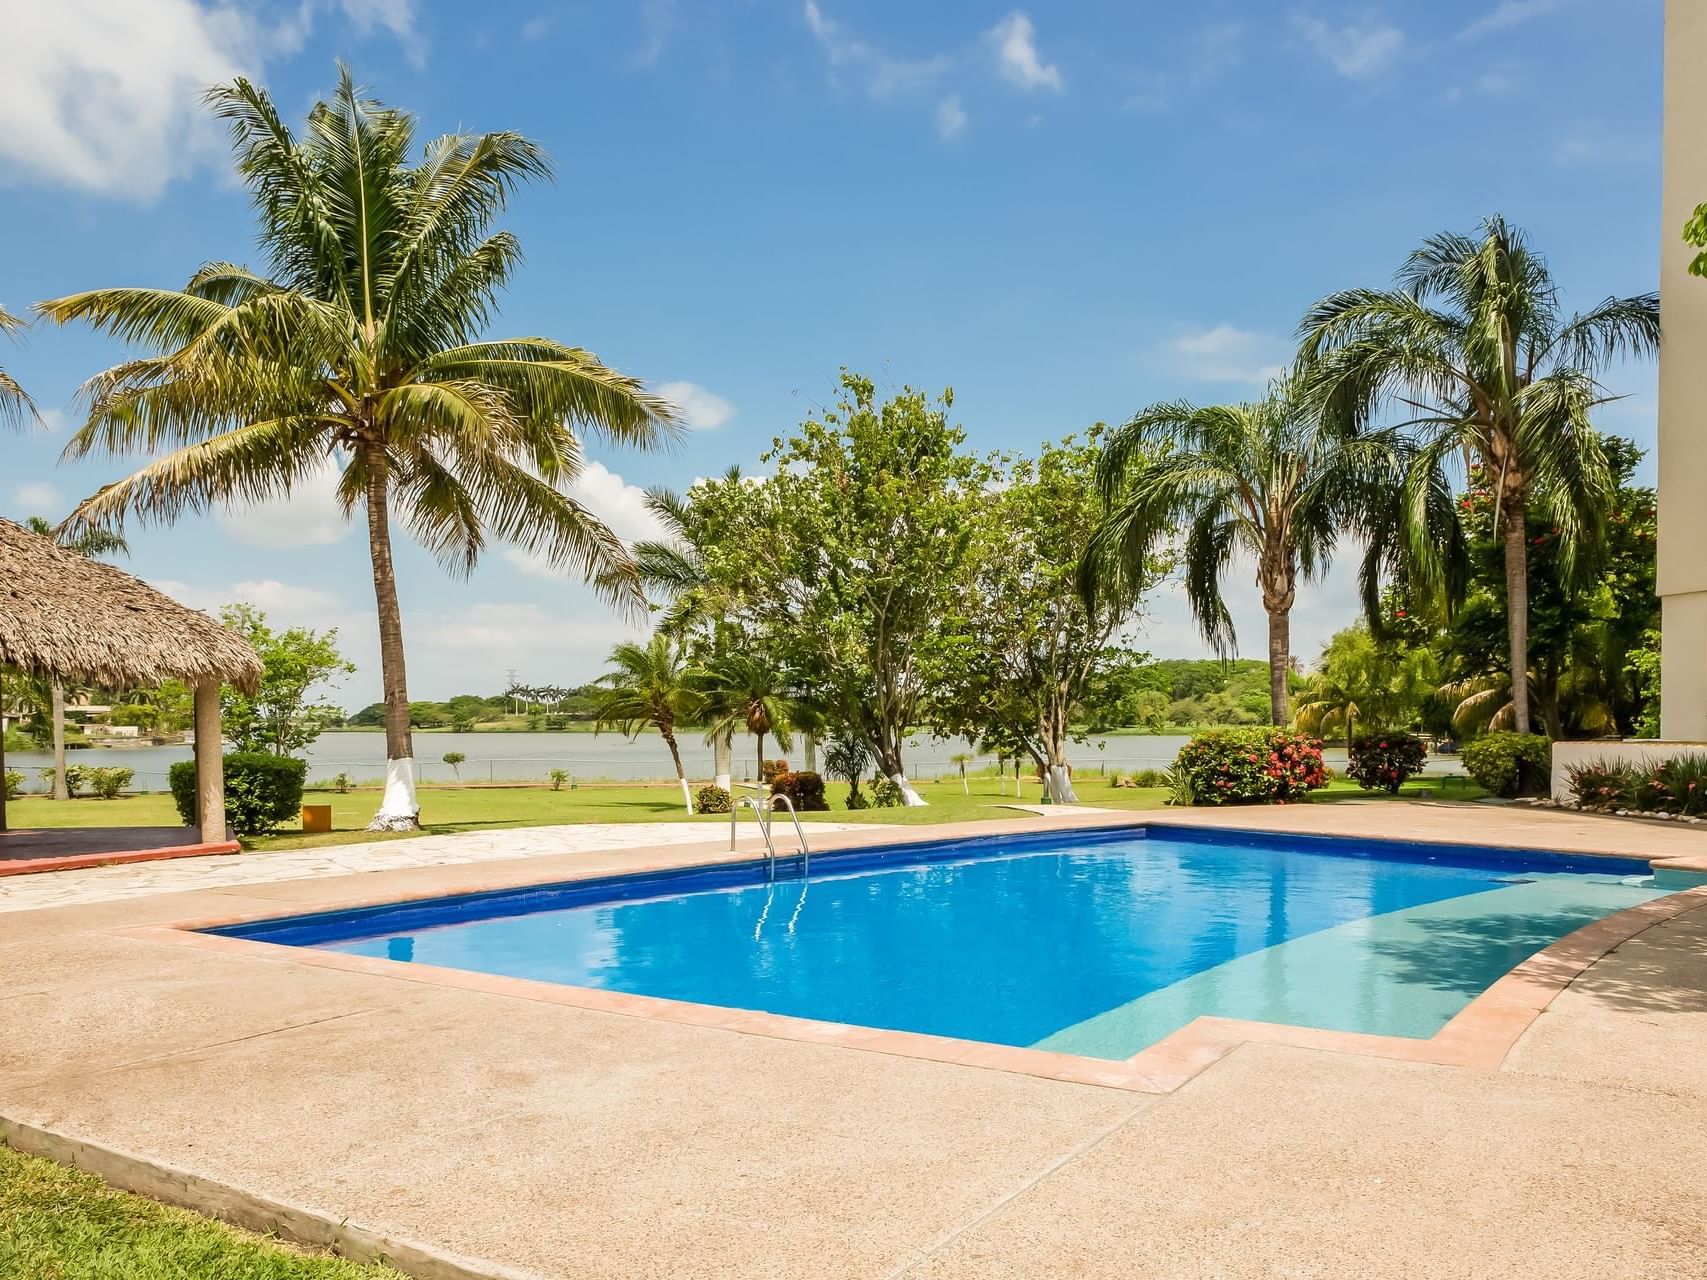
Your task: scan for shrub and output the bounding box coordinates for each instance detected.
[695,784,732,814]
[1131,768,1165,788]
[548,769,569,791]
[760,758,790,786]
[87,767,134,800]
[330,771,352,794]
[770,770,829,812]
[1461,732,1552,799]
[168,752,307,836]
[3,770,22,800]
[1651,752,1707,815]
[870,777,904,808]
[1163,764,1195,807]
[1173,728,1327,805]
[1567,759,1641,812]
[1347,732,1427,795]
[39,765,89,798]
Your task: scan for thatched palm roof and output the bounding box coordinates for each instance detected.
[0,517,261,693]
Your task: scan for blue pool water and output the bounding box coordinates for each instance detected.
[218,826,1661,1059]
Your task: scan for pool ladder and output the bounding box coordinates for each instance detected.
[730,785,811,879]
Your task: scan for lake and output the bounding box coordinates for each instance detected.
[5,730,1455,792]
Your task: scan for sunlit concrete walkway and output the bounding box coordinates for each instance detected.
[2,804,1704,1278]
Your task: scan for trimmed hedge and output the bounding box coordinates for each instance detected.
[1347,732,1427,794]
[169,752,307,836]
[1461,732,1551,799]
[770,770,829,812]
[1173,728,1328,805]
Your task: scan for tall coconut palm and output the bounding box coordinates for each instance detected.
[695,651,793,780]
[1082,379,1399,725]
[38,67,677,830]
[0,304,36,429]
[593,634,703,813]
[1297,215,1659,734]
[24,517,129,799]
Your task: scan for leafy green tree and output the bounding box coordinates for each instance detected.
[1437,437,1657,739]
[1084,379,1399,726]
[218,604,355,757]
[692,650,793,782]
[594,634,704,812]
[441,750,466,780]
[38,67,676,830]
[1299,215,1659,734]
[940,431,1154,802]
[1293,621,1438,748]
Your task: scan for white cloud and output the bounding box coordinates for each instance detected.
[11,481,62,515]
[656,380,735,430]
[521,15,550,41]
[1160,325,1290,385]
[634,0,676,66]
[1458,0,1557,42]
[802,1,949,98]
[0,0,421,199]
[988,12,1062,92]
[1291,14,1404,80]
[935,94,969,140]
[1126,22,1243,111]
[502,461,666,581]
[424,601,630,653]
[217,460,351,549]
[229,578,343,616]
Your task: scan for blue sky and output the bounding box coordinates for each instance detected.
[1,0,1664,705]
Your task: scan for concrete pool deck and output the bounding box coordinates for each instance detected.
[3,802,1706,1277]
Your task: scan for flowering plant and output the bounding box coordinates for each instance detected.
[1347,733,1427,795]
[1174,728,1328,805]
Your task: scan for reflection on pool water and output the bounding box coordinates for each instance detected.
[216,826,1661,1060]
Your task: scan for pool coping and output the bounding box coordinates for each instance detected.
[118,815,1707,1096]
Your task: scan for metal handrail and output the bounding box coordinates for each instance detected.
[766,794,810,878]
[728,788,810,880]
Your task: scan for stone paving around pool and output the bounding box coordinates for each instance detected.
[0,820,883,914]
[3,802,1706,1278]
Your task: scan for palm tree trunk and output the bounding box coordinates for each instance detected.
[714,730,732,792]
[662,726,692,814]
[1266,608,1291,727]
[1501,496,1532,736]
[50,682,68,801]
[755,730,766,780]
[363,444,419,831]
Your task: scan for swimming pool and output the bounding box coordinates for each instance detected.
[216,825,1662,1060]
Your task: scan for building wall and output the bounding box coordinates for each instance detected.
[1659,1,1707,738]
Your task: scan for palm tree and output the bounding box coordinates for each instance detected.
[1083,379,1398,725]
[38,67,677,830]
[593,634,703,813]
[0,304,37,429]
[695,651,793,780]
[1297,215,1659,734]
[633,472,746,787]
[23,517,129,799]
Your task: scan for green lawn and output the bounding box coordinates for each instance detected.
[0,1143,401,1279]
[4,772,1482,854]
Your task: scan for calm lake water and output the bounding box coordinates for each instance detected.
[5,730,1453,792]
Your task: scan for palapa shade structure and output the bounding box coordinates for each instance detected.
[0,516,261,837]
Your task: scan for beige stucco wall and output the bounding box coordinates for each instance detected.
[1660,1,1707,738]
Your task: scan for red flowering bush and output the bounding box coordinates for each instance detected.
[1174,728,1328,805]
[1347,732,1427,795]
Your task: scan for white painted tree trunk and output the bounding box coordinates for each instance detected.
[679,776,695,814]
[892,772,928,807]
[372,757,420,830]
[1046,765,1079,805]
[714,731,732,793]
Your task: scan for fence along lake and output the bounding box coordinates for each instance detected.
[6,731,1452,793]
[10,731,1211,791]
